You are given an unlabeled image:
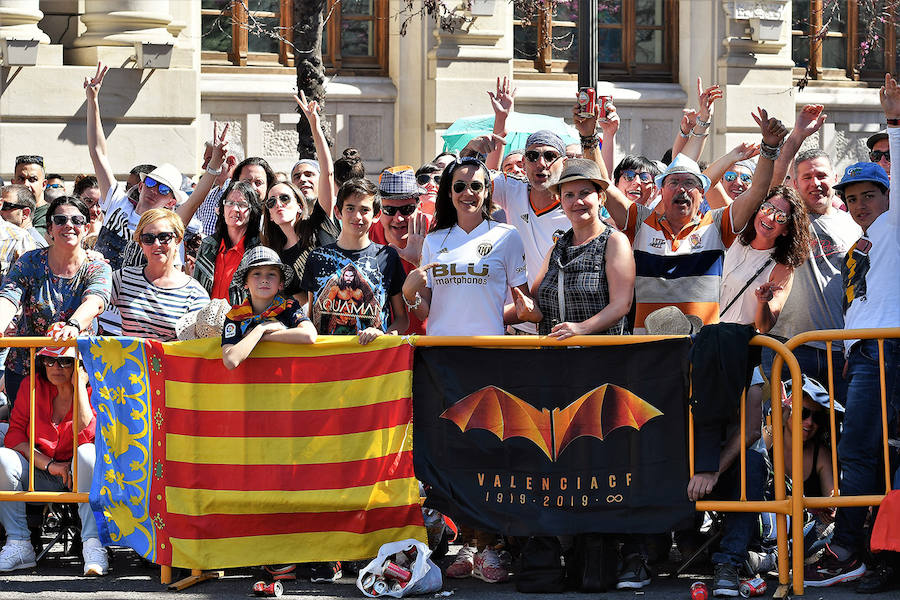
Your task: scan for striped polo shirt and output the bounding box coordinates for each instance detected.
[624,203,739,332]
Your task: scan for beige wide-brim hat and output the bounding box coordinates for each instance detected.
[644,306,703,335]
[175,298,233,341]
[552,158,609,195]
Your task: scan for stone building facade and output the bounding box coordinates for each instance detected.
[0,1,890,183]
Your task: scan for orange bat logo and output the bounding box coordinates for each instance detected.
[440,385,663,461]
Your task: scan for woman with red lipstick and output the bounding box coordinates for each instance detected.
[719,185,810,332]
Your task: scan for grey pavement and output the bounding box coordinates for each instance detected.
[0,543,885,600]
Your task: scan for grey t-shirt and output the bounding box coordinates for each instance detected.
[768,208,861,350]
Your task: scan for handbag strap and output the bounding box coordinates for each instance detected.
[720,258,774,316]
[556,256,566,323]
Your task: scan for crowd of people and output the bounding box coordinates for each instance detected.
[0,61,896,596]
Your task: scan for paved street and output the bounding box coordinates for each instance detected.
[0,543,885,599]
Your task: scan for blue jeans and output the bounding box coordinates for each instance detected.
[709,448,767,567]
[4,370,26,410]
[761,344,847,405]
[832,339,900,553]
[0,444,99,542]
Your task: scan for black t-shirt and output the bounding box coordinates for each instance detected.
[281,202,341,295]
[221,298,309,346]
[299,242,405,335]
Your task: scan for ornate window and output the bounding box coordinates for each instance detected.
[322,0,389,74]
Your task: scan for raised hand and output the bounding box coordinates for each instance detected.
[696,76,723,123]
[392,211,427,267]
[208,122,230,171]
[881,72,900,118]
[792,104,826,139]
[730,142,761,162]
[488,76,516,117]
[752,107,789,148]
[83,62,108,101]
[293,90,322,129]
[599,102,620,136]
[462,133,506,158]
[572,99,598,137]
[680,109,698,135]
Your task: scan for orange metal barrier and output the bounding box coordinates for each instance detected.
[783,328,900,596]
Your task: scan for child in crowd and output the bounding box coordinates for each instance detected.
[300,178,408,343]
[221,247,316,370]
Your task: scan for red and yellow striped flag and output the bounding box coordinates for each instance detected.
[82,335,425,570]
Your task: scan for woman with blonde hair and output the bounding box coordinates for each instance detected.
[111,208,209,340]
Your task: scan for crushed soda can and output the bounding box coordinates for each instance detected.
[252,580,283,597]
[739,576,767,597]
[373,579,390,596]
[361,573,379,595]
[690,581,708,600]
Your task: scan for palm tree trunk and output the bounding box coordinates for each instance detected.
[293,0,328,158]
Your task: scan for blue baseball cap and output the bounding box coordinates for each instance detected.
[833,161,889,193]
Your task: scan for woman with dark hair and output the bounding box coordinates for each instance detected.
[0,196,111,402]
[261,181,339,296]
[719,185,811,332]
[193,181,262,305]
[73,175,103,244]
[333,148,365,187]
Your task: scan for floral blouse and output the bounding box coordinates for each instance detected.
[0,248,111,376]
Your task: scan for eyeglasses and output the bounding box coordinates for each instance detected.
[724,171,753,184]
[139,231,177,246]
[15,154,43,168]
[759,201,789,224]
[870,150,890,162]
[524,150,561,164]
[452,180,486,194]
[265,194,295,209]
[45,183,64,189]
[381,203,418,217]
[50,214,88,227]
[80,197,101,208]
[622,170,654,184]
[416,174,440,186]
[143,176,173,197]
[224,199,251,210]
[1,202,27,212]
[42,356,75,368]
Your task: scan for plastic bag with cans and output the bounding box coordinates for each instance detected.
[356,538,442,598]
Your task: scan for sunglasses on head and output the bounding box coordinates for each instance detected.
[870,150,890,162]
[139,231,177,246]
[381,203,417,217]
[452,180,486,194]
[724,171,753,184]
[50,214,88,227]
[1,202,27,212]
[15,154,43,168]
[143,176,173,197]
[622,169,653,183]
[759,201,789,224]
[45,183,64,189]
[265,193,295,209]
[524,150,561,164]
[42,356,75,368]
[416,174,440,186]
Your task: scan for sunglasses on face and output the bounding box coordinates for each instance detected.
[759,201,789,224]
[452,180,486,194]
[143,176,173,197]
[42,356,75,368]
[870,150,890,162]
[416,174,440,186]
[139,231,177,246]
[265,194,295,209]
[622,169,653,183]
[15,154,43,168]
[1,202,27,212]
[50,214,88,227]
[381,203,417,217]
[724,171,753,184]
[524,150,561,164]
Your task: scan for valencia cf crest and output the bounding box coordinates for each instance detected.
[521,214,530,223]
[689,233,702,248]
[552,229,566,244]
[477,242,493,257]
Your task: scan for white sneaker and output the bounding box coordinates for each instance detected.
[82,537,108,576]
[0,540,36,572]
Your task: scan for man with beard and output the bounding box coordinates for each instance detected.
[603,109,788,332]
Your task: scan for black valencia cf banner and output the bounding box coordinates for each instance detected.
[413,340,693,536]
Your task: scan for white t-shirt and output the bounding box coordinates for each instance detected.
[843,127,900,352]
[492,174,570,333]
[719,243,777,326]
[422,220,528,336]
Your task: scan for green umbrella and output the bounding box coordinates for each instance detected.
[441,111,581,157]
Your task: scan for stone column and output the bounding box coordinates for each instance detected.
[0,0,50,43]
[69,0,178,66]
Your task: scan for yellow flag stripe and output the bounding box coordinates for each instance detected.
[166,423,412,465]
[169,526,427,570]
[164,370,410,411]
[164,335,410,359]
[165,476,421,516]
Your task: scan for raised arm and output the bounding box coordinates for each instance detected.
[486,76,515,171]
[573,102,629,228]
[771,104,826,186]
[294,92,335,216]
[83,63,115,202]
[703,142,760,209]
[729,108,789,231]
[671,109,698,159]
[598,99,620,173]
[177,122,229,226]
[681,77,722,161]
[880,73,900,232]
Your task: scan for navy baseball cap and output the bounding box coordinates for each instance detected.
[833,161,889,193]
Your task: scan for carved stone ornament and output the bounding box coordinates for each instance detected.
[722,1,788,21]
